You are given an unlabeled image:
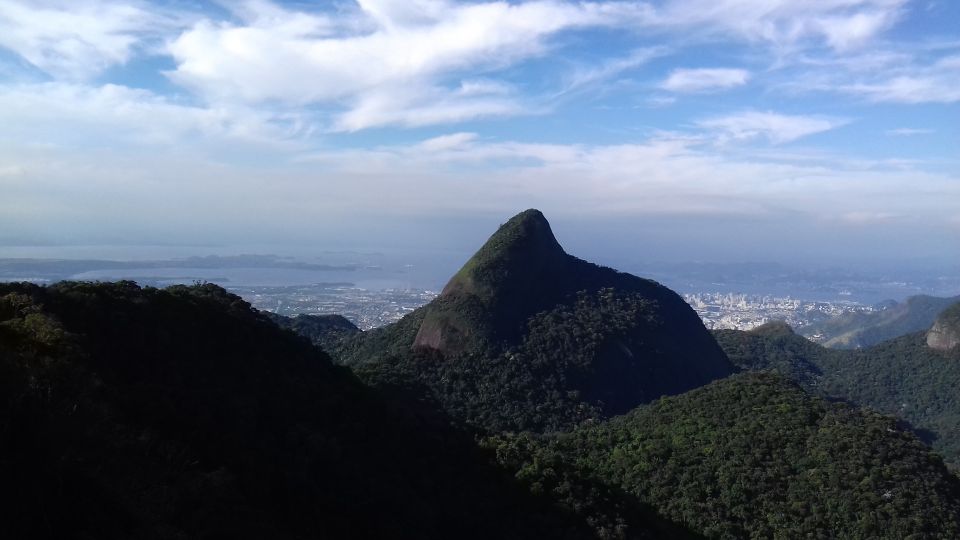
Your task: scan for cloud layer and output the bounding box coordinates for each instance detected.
[0,0,947,129]
[0,0,179,79]
[0,0,957,265]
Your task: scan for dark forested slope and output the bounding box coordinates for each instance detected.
[0,281,604,540]
[265,312,361,352]
[5,279,960,539]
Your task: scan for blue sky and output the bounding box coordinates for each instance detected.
[0,0,958,268]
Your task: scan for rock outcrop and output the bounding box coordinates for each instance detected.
[927,302,960,351]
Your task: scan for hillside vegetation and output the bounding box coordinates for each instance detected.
[0,281,603,540]
[716,321,960,464]
[488,373,960,539]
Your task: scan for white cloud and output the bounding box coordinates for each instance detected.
[162,0,643,129]
[792,52,960,104]
[696,111,847,144]
[0,0,918,131]
[813,9,901,51]
[293,131,957,218]
[416,132,479,152]
[0,82,308,148]
[0,0,955,263]
[641,0,906,50]
[332,83,529,131]
[0,0,178,80]
[2,88,957,250]
[563,47,666,91]
[839,211,902,225]
[841,55,960,103]
[457,79,514,96]
[156,0,910,130]
[661,68,750,93]
[166,1,613,105]
[885,128,934,136]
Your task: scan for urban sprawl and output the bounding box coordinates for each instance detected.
[235,284,875,335]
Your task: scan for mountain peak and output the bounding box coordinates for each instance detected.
[502,208,552,232]
[492,209,558,250]
[414,209,568,352]
[927,302,960,351]
[441,209,565,298]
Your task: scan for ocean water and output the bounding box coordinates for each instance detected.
[5,245,470,291]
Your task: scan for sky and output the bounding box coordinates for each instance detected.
[0,0,958,270]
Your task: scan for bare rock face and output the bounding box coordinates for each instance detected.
[927,303,960,351]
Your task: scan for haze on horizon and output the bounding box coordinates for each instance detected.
[1,0,958,272]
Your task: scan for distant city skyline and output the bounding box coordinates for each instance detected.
[1,0,958,270]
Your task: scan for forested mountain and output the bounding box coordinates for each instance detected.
[5,281,958,539]
[5,213,960,539]
[716,317,960,464]
[335,209,735,432]
[265,312,361,352]
[800,294,960,349]
[487,373,960,539]
[0,281,609,540]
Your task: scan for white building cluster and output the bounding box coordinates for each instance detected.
[684,292,874,331]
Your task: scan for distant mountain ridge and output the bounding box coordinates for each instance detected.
[801,294,960,349]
